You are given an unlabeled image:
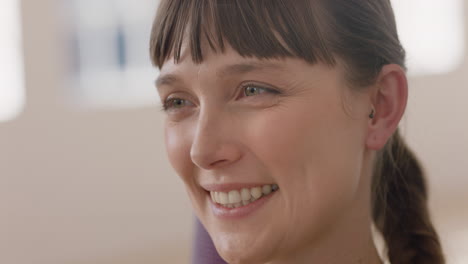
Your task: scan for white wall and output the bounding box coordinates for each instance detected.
[1,0,467,263]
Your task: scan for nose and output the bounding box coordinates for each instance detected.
[190,108,242,170]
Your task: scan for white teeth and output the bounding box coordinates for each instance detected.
[241,188,251,201]
[228,190,241,203]
[262,185,272,195]
[251,187,262,199]
[219,192,229,204]
[209,184,279,208]
[213,192,218,203]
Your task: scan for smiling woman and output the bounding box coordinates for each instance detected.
[149,1,445,264]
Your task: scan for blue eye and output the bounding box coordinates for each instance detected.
[242,82,281,99]
[161,98,191,112]
[161,84,278,112]
[244,85,267,96]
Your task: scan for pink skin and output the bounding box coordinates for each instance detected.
[156,43,407,264]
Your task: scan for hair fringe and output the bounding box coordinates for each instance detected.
[150,0,336,69]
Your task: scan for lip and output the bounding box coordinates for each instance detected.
[207,190,278,219]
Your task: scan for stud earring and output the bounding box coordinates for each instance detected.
[369,109,375,119]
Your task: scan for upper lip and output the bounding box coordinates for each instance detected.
[201,183,277,192]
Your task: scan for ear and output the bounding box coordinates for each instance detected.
[366,64,408,150]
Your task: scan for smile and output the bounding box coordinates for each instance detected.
[210,184,279,208]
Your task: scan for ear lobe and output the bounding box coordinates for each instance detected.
[366,64,408,150]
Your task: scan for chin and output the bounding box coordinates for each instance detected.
[216,245,269,264]
[210,230,279,264]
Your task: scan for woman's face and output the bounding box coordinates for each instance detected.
[157,45,373,263]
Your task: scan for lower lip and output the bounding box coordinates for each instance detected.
[208,191,278,219]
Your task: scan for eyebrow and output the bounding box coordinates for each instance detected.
[155,61,285,90]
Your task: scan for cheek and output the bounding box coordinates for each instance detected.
[165,122,211,223]
[164,123,193,184]
[246,99,365,240]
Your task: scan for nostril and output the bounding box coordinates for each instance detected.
[209,159,228,168]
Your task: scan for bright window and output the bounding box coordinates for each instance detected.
[392,0,465,75]
[0,0,24,122]
[65,0,160,109]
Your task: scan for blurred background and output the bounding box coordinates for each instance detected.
[1,0,467,263]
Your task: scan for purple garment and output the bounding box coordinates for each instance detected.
[193,217,227,264]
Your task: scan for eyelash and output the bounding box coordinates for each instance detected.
[160,83,279,113]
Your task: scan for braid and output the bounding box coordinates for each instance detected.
[371,128,445,264]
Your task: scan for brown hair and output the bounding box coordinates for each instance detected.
[150,0,445,263]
